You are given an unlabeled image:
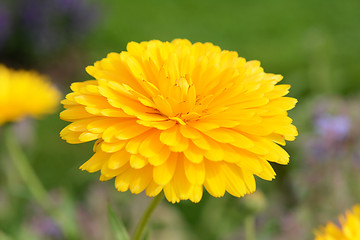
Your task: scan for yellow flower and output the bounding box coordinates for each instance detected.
[60,39,297,203]
[0,65,60,125]
[314,205,360,240]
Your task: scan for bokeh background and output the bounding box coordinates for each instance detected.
[1,0,360,239]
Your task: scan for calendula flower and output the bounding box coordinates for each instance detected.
[0,64,60,125]
[60,39,297,203]
[314,205,360,240]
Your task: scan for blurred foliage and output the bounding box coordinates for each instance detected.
[0,0,98,68]
[1,0,360,239]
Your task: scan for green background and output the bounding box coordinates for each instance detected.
[1,0,360,239]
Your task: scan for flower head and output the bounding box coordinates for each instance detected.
[314,205,360,240]
[60,39,297,203]
[0,64,60,125]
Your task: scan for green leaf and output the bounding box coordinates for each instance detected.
[108,204,130,240]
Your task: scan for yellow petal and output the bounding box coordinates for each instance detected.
[115,168,132,192]
[100,108,132,118]
[139,132,164,158]
[159,125,184,146]
[265,84,290,99]
[184,143,204,163]
[222,164,247,197]
[189,120,220,131]
[130,154,148,169]
[145,181,163,197]
[101,141,126,153]
[92,139,102,152]
[79,132,100,142]
[67,118,95,132]
[169,136,189,152]
[102,120,138,142]
[129,166,152,194]
[179,125,202,139]
[87,118,121,134]
[153,153,178,185]
[137,119,176,130]
[125,133,149,154]
[192,136,211,150]
[172,157,192,200]
[232,97,269,109]
[203,137,225,161]
[74,95,109,108]
[266,97,297,111]
[60,127,83,144]
[126,41,144,57]
[204,161,225,197]
[203,128,235,143]
[153,95,173,116]
[80,150,109,173]
[273,124,298,137]
[241,169,256,193]
[189,185,203,203]
[101,160,129,178]
[163,183,180,204]
[235,124,273,136]
[115,124,150,140]
[262,140,289,164]
[183,159,205,185]
[227,130,254,149]
[266,133,286,146]
[255,160,276,180]
[99,84,151,117]
[60,106,93,121]
[148,147,171,166]
[107,150,129,169]
[223,145,262,174]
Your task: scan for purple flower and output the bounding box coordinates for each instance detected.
[315,114,350,141]
[19,0,98,54]
[31,216,63,239]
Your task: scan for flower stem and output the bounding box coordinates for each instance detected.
[245,215,256,240]
[3,124,80,239]
[3,124,50,210]
[132,193,163,240]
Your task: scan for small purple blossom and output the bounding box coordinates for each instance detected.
[31,216,63,239]
[315,114,350,141]
[19,0,98,54]
[304,97,359,162]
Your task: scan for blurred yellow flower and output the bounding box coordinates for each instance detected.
[314,205,360,240]
[60,39,297,203]
[0,65,60,125]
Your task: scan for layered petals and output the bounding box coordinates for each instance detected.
[60,39,297,203]
[314,205,360,240]
[0,65,60,125]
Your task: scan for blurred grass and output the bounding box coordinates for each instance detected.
[33,113,94,192]
[84,0,360,96]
